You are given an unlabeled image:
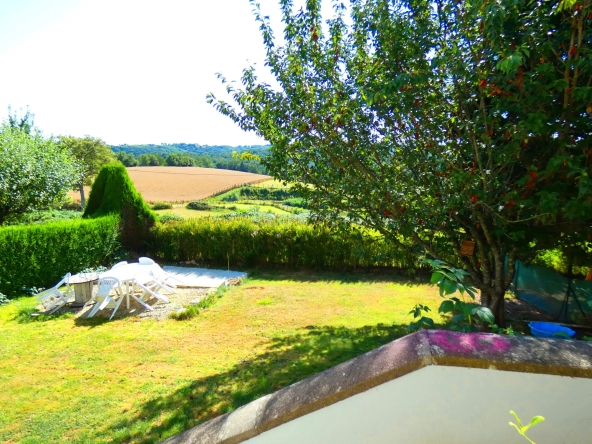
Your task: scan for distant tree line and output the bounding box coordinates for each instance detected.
[113,144,268,174]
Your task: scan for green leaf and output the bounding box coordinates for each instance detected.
[430,272,444,284]
[452,313,467,323]
[528,416,545,427]
[439,300,455,313]
[440,278,457,295]
[471,306,495,323]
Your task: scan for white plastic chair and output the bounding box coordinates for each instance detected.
[84,277,125,320]
[37,273,73,314]
[139,257,182,291]
[111,261,128,269]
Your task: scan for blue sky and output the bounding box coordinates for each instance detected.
[0,0,308,146]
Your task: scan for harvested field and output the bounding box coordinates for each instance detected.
[70,167,271,203]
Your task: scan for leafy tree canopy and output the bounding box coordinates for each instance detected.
[0,124,80,224]
[58,136,115,187]
[137,153,166,166]
[166,152,196,167]
[116,151,139,167]
[209,0,592,324]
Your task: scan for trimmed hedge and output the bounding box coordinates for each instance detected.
[148,217,417,269]
[84,163,156,250]
[239,186,300,201]
[0,216,120,296]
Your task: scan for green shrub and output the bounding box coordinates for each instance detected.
[159,214,183,223]
[169,286,229,321]
[282,197,307,208]
[220,191,240,202]
[186,201,211,211]
[3,209,82,226]
[148,217,416,269]
[0,216,120,296]
[84,163,156,250]
[169,305,200,321]
[151,201,173,210]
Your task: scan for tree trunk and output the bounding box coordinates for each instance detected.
[79,184,86,209]
[482,286,506,327]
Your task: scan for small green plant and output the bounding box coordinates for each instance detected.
[407,304,434,332]
[186,201,212,211]
[159,213,183,223]
[169,286,230,321]
[169,305,200,321]
[489,324,522,336]
[509,410,545,444]
[79,265,108,274]
[407,259,494,333]
[151,201,173,210]
[220,191,240,202]
[0,292,10,306]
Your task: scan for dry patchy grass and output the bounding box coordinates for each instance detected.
[0,270,442,443]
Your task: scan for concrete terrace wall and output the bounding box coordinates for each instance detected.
[245,366,592,444]
[164,330,592,444]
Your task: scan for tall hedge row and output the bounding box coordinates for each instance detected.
[0,216,120,296]
[148,217,417,269]
[239,186,300,200]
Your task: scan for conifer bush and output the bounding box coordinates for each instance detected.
[83,163,156,250]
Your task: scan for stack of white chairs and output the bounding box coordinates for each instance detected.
[83,276,125,320]
[138,257,180,296]
[37,273,73,314]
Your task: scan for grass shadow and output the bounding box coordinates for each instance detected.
[97,323,411,443]
[13,306,75,323]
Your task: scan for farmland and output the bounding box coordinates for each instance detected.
[70,167,271,203]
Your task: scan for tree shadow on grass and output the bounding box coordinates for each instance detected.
[98,323,410,443]
[245,268,432,287]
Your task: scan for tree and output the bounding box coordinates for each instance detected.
[6,106,35,135]
[116,151,138,167]
[0,124,80,224]
[58,136,116,208]
[137,153,166,166]
[209,0,592,324]
[166,153,195,166]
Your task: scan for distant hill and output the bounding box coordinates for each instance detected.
[110,144,270,174]
[110,143,270,157]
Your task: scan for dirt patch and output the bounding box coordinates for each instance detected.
[503,297,556,323]
[47,287,212,321]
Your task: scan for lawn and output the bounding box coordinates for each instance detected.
[0,270,444,443]
[154,202,294,220]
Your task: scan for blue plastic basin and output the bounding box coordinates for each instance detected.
[529,322,576,339]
